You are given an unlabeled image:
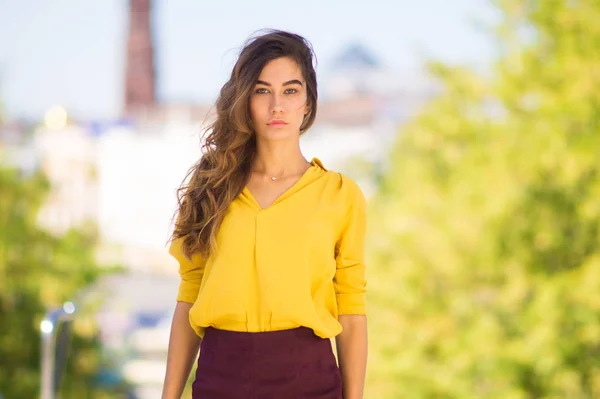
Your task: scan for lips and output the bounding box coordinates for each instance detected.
[267,119,288,127]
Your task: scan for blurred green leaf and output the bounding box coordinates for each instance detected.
[366,1,600,398]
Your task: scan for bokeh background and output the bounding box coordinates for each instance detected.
[1,0,599,398]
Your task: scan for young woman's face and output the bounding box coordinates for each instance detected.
[249,57,310,141]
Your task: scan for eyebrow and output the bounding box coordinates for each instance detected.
[256,79,303,87]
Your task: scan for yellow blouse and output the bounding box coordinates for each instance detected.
[169,158,367,339]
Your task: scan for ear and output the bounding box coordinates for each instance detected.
[304,101,311,116]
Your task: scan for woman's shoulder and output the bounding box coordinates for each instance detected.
[311,157,366,204]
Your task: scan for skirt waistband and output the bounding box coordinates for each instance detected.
[202,326,328,355]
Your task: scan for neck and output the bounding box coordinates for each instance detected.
[252,138,308,178]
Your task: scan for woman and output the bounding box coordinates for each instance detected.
[161,30,368,399]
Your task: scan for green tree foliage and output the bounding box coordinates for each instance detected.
[366,1,600,397]
[0,165,127,398]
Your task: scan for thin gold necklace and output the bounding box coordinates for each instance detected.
[257,159,310,182]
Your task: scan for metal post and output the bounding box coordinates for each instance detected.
[39,302,76,399]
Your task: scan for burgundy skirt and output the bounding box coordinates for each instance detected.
[192,326,343,398]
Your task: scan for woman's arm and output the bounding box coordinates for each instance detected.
[336,314,368,399]
[161,301,202,399]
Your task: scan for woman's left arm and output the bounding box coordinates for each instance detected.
[333,176,369,398]
[336,314,368,399]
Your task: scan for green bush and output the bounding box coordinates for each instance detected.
[366,1,600,397]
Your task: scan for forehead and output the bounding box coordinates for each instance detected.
[257,57,303,82]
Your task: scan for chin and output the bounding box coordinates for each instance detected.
[258,128,299,142]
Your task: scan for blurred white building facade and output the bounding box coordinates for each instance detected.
[25,43,432,275]
[31,110,389,273]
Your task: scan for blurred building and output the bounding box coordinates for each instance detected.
[34,122,98,235]
[0,120,38,175]
[24,43,432,274]
[323,42,393,99]
[123,0,156,118]
[0,1,438,275]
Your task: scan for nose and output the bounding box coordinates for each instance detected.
[269,93,284,114]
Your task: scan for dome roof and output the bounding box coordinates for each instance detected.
[332,43,381,70]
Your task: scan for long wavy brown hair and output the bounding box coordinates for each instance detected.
[170,30,318,260]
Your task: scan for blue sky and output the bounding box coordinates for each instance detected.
[0,0,498,120]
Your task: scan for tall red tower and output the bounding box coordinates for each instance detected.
[123,0,156,116]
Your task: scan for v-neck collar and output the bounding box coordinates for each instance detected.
[241,157,326,211]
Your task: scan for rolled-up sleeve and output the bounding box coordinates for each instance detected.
[334,177,367,315]
[169,237,206,304]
